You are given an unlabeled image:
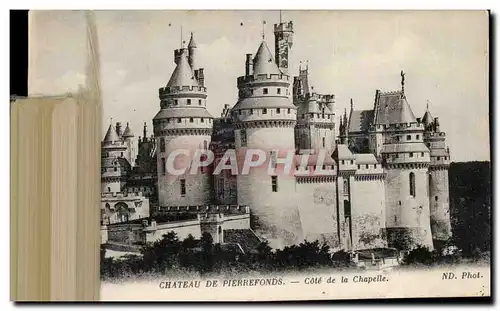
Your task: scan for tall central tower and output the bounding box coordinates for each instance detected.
[274,20,294,74]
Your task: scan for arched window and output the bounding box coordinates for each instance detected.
[343,180,349,194]
[160,138,166,152]
[409,172,416,197]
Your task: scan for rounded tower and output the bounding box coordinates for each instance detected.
[422,106,452,245]
[101,123,129,193]
[153,36,213,207]
[122,122,136,166]
[378,87,434,250]
[232,39,301,248]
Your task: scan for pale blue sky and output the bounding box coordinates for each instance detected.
[29,10,489,162]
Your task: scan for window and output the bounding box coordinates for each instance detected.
[263,108,268,114]
[240,129,247,147]
[189,118,194,123]
[288,108,291,114]
[341,160,345,165]
[174,100,178,105]
[108,187,111,192]
[366,164,369,169]
[180,179,186,196]
[161,158,166,175]
[114,167,117,172]
[409,172,416,197]
[374,164,377,169]
[416,134,420,139]
[396,136,400,142]
[437,157,441,161]
[177,118,181,123]
[263,88,268,94]
[398,201,401,206]
[201,118,204,123]
[160,138,165,152]
[120,152,123,157]
[198,99,202,105]
[250,109,254,115]
[277,108,281,114]
[343,180,348,194]
[322,137,325,148]
[239,110,242,115]
[357,165,360,169]
[407,135,411,141]
[277,88,281,94]
[271,176,278,192]
[421,152,424,156]
[310,113,314,118]
[351,160,354,164]
[409,152,414,157]
[435,196,438,202]
[270,151,277,169]
[187,99,191,105]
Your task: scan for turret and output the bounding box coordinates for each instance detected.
[274,20,294,74]
[188,32,198,71]
[233,39,301,248]
[154,34,213,207]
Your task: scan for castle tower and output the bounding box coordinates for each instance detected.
[122,122,137,166]
[101,123,129,193]
[422,104,452,245]
[378,73,434,250]
[293,64,336,154]
[274,20,294,74]
[153,38,213,207]
[232,39,301,248]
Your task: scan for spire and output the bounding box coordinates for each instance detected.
[143,122,147,139]
[400,70,406,96]
[103,123,118,143]
[253,40,281,75]
[422,100,434,127]
[122,122,134,138]
[188,32,197,48]
[166,48,199,88]
[262,20,266,40]
[350,98,354,111]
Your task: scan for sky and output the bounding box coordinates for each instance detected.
[29,10,490,162]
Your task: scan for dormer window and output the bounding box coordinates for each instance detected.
[263,88,268,95]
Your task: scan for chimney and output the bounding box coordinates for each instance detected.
[416,117,421,124]
[434,117,440,132]
[197,68,205,87]
[245,54,253,76]
[115,122,122,136]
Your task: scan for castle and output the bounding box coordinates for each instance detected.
[101,18,452,252]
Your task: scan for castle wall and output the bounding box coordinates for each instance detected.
[157,135,212,206]
[107,224,146,245]
[235,126,303,249]
[145,219,202,242]
[385,168,433,250]
[350,174,387,250]
[429,168,452,241]
[295,178,339,247]
[101,193,150,224]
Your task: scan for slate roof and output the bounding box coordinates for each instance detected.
[373,91,416,125]
[333,144,356,160]
[153,107,213,120]
[354,154,378,164]
[224,229,262,254]
[122,122,134,137]
[103,123,118,142]
[253,41,281,75]
[166,48,199,88]
[348,109,374,133]
[422,109,434,126]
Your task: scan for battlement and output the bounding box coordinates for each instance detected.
[308,92,335,103]
[370,122,424,132]
[157,205,250,215]
[274,21,294,32]
[237,74,290,85]
[159,85,207,97]
[424,132,447,138]
[101,191,144,199]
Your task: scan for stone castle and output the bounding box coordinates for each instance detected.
[101,19,452,252]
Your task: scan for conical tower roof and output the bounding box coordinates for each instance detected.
[188,32,197,48]
[166,48,199,88]
[103,123,118,142]
[422,107,434,126]
[122,122,134,137]
[373,91,416,125]
[253,41,281,75]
